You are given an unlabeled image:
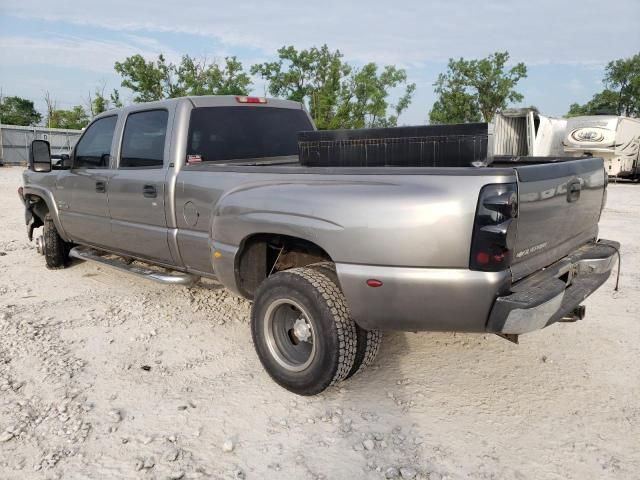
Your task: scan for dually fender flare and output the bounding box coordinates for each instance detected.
[206,185,344,293]
[207,181,344,255]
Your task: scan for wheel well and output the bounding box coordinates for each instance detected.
[26,194,49,228]
[236,234,332,299]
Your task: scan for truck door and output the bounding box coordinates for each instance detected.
[55,115,118,247]
[106,108,175,264]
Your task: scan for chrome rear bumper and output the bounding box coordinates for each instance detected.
[487,239,619,334]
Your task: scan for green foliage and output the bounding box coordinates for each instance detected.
[114,54,251,102]
[174,56,252,96]
[429,52,527,124]
[252,45,415,129]
[90,87,109,116]
[110,90,123,108]
[48,106,90,129]
[567,53,640,117]
[114,54,167,102]
[88,86,123,117]
[567,89,620,117]
[0,96,42,126]
[251,45,351,129]
[333,64,416,129]
[428,84,481,124]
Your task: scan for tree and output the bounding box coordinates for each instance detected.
[0,95,42,126]
[114,54,251,102]
[114,54,167,102]
[567,89,620,117]
[87,83,110,117]
[48,106,90,129]
[429,84,481,124]
[333,63,416,129]
[567,54,640,117]
[110,89,123,108]
[604,54,640,117]
[251,45,351,129]
[429,52,527,124]
[252,45,415,129]
[174,56,252,96]
[44,91,57,128]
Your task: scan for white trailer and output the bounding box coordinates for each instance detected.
[563,116,640,180]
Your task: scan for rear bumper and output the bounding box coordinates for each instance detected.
[487,239,619,334]
[336,239,618,333]
[336,264,511,332]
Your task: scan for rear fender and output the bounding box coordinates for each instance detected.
[208,182,343,294]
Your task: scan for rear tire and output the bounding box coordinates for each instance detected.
[43,214,70,269]
[348,327,382,379]
[308,262,382,379]
[251,267,357,395]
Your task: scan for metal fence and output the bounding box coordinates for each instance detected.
[0,124,82,166]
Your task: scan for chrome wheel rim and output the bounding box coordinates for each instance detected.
[264,298,316,372]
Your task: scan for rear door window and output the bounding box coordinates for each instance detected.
[187,107,313,162]
[74,116,117,169]
[120,110,169,168]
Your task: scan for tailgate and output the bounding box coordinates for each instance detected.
[511,157,606,281]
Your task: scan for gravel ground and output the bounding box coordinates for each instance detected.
[0,166,639,480]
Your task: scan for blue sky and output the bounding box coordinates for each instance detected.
[0,0,638,125]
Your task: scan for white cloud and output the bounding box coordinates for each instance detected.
[3,0,639,66]
[0,35,178,73]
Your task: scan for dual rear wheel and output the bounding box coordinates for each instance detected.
[251,264,381,395]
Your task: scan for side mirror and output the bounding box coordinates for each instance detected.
[30,140,52,173]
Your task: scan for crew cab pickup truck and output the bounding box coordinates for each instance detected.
[20,95,619,395]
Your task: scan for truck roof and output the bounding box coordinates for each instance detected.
[94,95,305,121]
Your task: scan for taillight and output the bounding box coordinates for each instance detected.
[470,183,518,271]
[235,96,267,104]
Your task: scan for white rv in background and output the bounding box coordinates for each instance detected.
[490,110,640,181]
[563,116,640,180]
[490,109,567,158]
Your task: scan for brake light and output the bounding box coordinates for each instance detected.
[235,96,267,104]
[470,183,518,271]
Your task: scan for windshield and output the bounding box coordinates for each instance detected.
[187,106,313,162]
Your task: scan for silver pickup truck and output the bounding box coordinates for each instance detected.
[20,95,619,395]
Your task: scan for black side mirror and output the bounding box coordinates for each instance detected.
[30,140,52,173]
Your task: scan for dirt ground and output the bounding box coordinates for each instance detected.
[0,165,638,480]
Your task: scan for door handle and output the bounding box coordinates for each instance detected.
[95,181,106,193]
[567,179,581,203]
[143,184,157,198]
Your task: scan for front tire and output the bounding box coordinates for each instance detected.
[43,213,70,269]
[251,267,357,395]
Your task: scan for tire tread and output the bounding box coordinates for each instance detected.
[43,214,68,269]
[286,267,357,385]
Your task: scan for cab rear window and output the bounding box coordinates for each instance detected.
[187,106,312,162]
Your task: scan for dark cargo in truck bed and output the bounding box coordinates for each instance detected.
[298,123,488,168]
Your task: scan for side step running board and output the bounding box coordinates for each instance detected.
[69,246,200,286]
